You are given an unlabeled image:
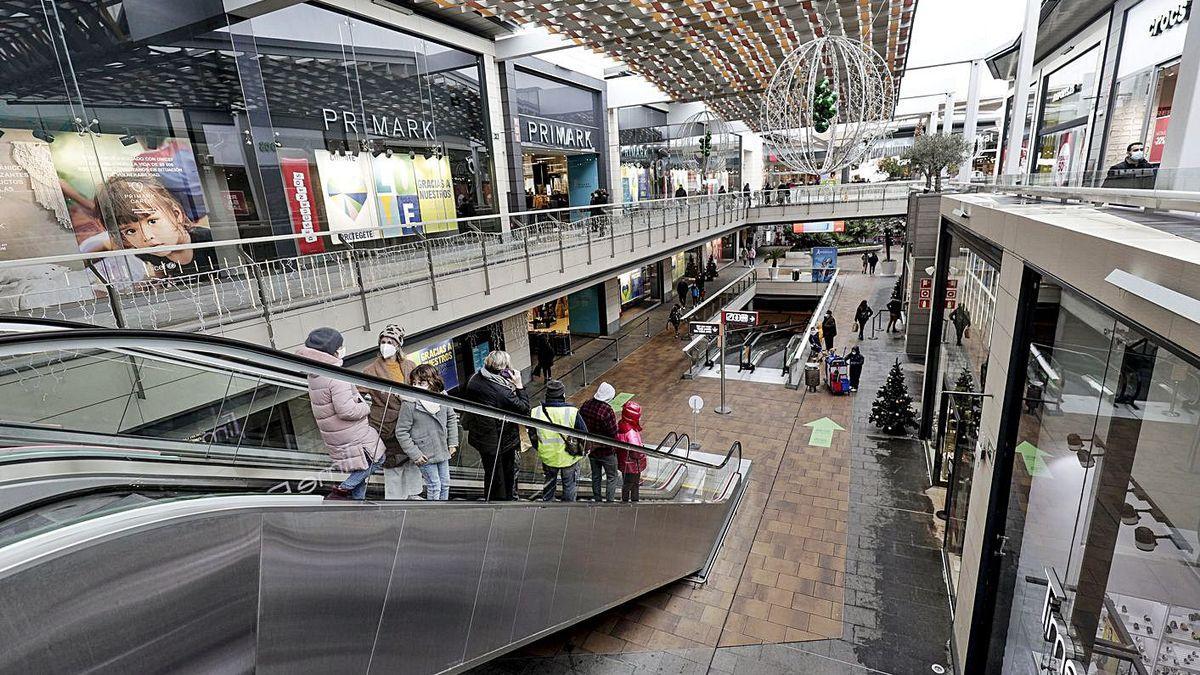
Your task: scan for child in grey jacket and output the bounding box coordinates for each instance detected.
[395,364,460,500]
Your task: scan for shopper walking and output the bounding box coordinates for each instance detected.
[949,305,972,345]
[361,324,422,500]
[886,296,904,333]
[868,251,879,275]
[676,277,689,306]
[808,327,823,358]
[854,301,873,340]
[847,347,865,392]
[528,379,588,502]
[696,270,706,300]
[821,311,838,350]
[395,364,459,501]
[860,252,870,274]
[748,246,757,267]
[615,401,647,503]
[533,336,555,381]
[298,327,385,500]
[669,304,684,338]
[674,185,687,199]
[461,350,530,501]
[579,382,620,503]
[706,257,718,281]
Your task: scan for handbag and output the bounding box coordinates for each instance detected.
[851,322,860,332]
[564,434,586,457]
[965,327,972,339]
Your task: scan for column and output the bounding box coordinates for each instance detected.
[482,53,513,233]
[501,311,532,374]
[1156,3,1200,190]
[959,60,983,183]
[941,92,956,135]
[1003,0,1040,177]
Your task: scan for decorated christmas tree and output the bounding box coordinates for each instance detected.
[869,359,918,435]
[812,77,838,133]
[953,367,982,435]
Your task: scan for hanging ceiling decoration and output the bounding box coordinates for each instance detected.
[418,0,916,128]
[678,109,736,175]
[760,35,895,175]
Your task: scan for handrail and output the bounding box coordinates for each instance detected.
[0,329,744,473]
[785,268,840,389]
[679,267,757,323]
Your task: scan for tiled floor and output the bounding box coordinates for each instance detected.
[471,263,952,674]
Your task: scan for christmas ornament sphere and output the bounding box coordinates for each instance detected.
[680,109,734,175]
[761,36,895,176]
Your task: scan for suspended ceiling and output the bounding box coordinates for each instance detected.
[422,0,917,126]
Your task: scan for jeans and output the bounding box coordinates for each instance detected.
[589,454,619,502]
[339,452,385,500]
[419,460,451,501]
[542,464,578,502]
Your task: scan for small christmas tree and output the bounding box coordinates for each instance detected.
[812,78,839,133]
[685,255,699,279]
[953,367,982,436]
[891,277,904,300]
[869,359,918,435]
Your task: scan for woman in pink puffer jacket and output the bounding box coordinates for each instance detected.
[297,327,385,500]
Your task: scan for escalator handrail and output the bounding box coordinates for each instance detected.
[0,329,744,473]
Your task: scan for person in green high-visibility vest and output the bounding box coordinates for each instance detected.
[528,379,588,502]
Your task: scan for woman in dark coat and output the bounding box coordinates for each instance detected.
[854,301,873,340]
[821,311,838,350]
[461,350,530,501]
[847,347,865,392]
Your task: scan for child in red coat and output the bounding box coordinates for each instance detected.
[615,401,647,502]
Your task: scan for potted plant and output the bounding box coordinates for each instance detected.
[759,246,788,279]
[902,133,972,192]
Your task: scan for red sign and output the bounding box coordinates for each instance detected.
[945,300,958,310]
[919,288,932,301]
[281,157,325,255]
[223,190,250,217]
[945,288,958,301]
[920,278,932,289]
[1150,115,1171,164]
[946,279,958,289]
[918,299,931,310]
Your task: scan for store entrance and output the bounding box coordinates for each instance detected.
[523,151,600,214]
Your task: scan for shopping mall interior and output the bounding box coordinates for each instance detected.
[1,0,1199,673]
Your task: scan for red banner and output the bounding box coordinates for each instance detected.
[1149,115,1171,164]
[281,157,325,255]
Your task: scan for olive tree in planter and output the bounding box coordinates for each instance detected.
[759,246,788,279]
[902,133,972,192]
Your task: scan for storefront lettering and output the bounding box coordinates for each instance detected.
[1149,0,1190,36]
[1038,568,1087,675]
[521,117,595,150]
[321,108,434,140]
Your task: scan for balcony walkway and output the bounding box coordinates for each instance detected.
[470,267,951,674]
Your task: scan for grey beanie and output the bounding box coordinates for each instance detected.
[305,327,344,356]
[545,379,566,400]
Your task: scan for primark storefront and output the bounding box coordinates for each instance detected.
[0,0,498,282]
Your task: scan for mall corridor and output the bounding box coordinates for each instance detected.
[473,265,952,674]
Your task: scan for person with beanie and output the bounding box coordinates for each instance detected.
[360,324,421,499]
[528,379,588,502]
[615,401,647,503]
[579,382,620,503]
[297,327,385,500]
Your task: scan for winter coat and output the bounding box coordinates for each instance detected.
[854,305,873,325]
[821,315,838,339]
[616,425,647,474]
[297,346,384,472]
[579,398,619,458]
[361,355,416,467]
[887,298,903,318]
[950,306,972,330]
[460,369,531,455]
[395,399,460,464]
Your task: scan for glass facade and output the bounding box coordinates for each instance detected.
[1034,46,1100,184]
[0,1,496,277]
[618,122,741,200]
[987,275,1200,674]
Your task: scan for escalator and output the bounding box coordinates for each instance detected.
[0,324,749,673]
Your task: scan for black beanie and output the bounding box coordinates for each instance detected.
[305,327,344,356]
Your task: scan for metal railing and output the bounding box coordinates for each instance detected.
[785,268,840,389]
[525,310,657,402]
[681,268,758,376]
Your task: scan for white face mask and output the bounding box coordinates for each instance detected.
[1131,150,1145,161]
[379,343,397,359]
[335,346,346,359]
[412,382,429,390]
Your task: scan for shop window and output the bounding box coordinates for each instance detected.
[987,278,1200,674]
[514,70,598,128]
[1034,46,1100,185]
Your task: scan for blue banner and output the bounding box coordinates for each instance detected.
[812,246,838,282]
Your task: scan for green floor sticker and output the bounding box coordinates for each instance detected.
[1016,441,1052,477]
[610,392,635,412]
[803,417,845,448]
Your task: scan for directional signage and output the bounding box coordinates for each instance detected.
[920,278,932,289]
[690,321,720,336]
[803,417,845,448]
[722,310,759,325]
[1016,441,1052,477]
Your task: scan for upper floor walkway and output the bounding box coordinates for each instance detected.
[0,183,915,353]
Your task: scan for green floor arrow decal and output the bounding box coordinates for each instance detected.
[1015,441,1052,478]
[803,417,845,448]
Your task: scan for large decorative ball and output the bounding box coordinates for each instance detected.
[760,36,895,176]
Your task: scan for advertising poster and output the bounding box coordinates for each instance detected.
[0,129,76,262]
[280,156,326,255]
[1149,115,1170,164]
[471,341,491,373]
[567,154,598,220]
[811,246,838,282]
[410,339,459,391]
[671,251,686,283]
[794,221,844,234]
[315,150,457,243]
[618,268,644,305]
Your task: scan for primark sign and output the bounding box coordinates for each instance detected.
[321,107,435,140]
[519,115,596,151]
[1036,567,1086,675]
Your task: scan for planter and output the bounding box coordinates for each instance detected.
[768,267,779,280]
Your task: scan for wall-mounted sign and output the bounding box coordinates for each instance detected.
[690,321,720,336]
[1150,115,1171,163]
[1149,0,1190,36]
[410,339,460,391]
[519,116,596,151]
[1037,567,1086,674]
[280,157,325,255]
[321,108,435,140]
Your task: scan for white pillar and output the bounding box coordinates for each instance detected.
[1003,0,1040,177]
[959,59,983,183]
[941,92,955,135]
[1156,6,1200,189]
[481,53,512,232]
